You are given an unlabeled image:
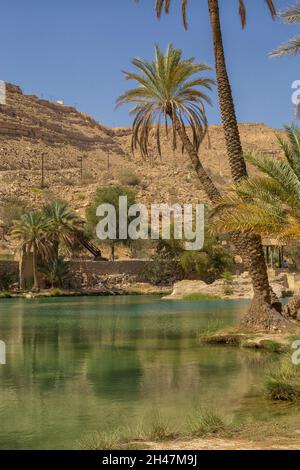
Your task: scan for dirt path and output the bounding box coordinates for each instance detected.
[143,436,300,450]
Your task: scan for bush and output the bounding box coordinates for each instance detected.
[143,238,183,285]
[222,270,234,296]
[179,232,234,283]
[0,272,17,291]
[119,171,141,187]
[146,229,234,285]
[143,254,182,285]
[39,258,71,288]
[179,251,210,278]
[86,186,137,260]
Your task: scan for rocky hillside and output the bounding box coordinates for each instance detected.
[0,83,283,215]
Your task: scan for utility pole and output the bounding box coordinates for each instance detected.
[77,155,84,181]
[41,152,46,188]
[107,149,110,170]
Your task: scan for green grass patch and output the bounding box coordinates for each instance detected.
[187,409,226,437]
[260,340,285,353]
[265,356,300,402]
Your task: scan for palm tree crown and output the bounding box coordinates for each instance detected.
[154,0,276,30]
[271,2,300,57]
[116,44,214,158]
[214,126,300,240]
[43,201,84,251]
[12,211,52,257]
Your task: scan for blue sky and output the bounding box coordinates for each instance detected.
[0,0,299,128]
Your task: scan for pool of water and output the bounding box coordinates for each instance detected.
[0,295,295,449]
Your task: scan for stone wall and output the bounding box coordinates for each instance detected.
[69,260,151,289]
[0,260,19,282]
[0,258,151,290]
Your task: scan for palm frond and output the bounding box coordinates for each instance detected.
[280,2,300,23]
[245,152,300,198]
[271,36,300,57]
[214,126,300,241]
[153,0,276,30]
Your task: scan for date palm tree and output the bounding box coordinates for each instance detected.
[117,44,220,201]
[12,212,52,291]
[43,201,84,261]
[214,126,300,239]
[118,44,284,328]
[147,0,276,182]
[271,2,300,57]
[137,0,282,329]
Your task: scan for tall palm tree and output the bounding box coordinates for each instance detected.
[138,0,281,327]
[12,212,52,290]
[149,0,276,181]
[213,125,300,328]
[43,201,84,260]
[271,2,300,57]
[117,44,220,201]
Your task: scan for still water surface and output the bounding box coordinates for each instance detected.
[0,296,294,449]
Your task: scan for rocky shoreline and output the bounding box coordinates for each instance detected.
[163,271,292,301]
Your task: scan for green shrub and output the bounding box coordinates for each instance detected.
[86,186,137,260]
[39,258,71,289]
[143,255,182,285]
[0,272,17,291]
[222,270,234,296]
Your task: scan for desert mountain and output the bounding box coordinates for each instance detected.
[0,83,283,215]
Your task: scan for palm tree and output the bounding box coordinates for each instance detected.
[43,201,84,260]
[271,2,300,57]
[117,44,220,201]
[214,126,300,239]
[118,44,283,329]
[12,212,52,290]
[213,125,300,328]
[139,0,281,327]
[149,0,276,181]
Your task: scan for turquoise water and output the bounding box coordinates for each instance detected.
[0,296,293,449]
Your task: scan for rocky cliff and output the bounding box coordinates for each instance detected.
[0,82,283,213]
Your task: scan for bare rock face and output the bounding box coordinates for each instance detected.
[283,296,300,320]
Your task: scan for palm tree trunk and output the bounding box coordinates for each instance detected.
[207,0,247,182]
[173,116,221,202]
[111,242,115,262]
[32,244,39,291]
[52,237,59,262]
[19,246,26,290]
[207,0,288,329]
[173,115,288,329]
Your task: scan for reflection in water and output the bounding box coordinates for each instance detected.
[0,296,290,449]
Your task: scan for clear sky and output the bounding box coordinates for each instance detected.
[0,0,299,129]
